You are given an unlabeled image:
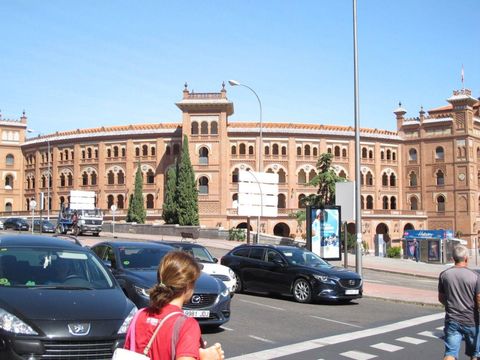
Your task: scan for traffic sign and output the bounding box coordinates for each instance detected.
[29,200,37,209]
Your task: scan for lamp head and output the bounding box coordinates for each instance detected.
[228,79,241,86]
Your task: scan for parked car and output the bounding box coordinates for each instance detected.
[221,244,363,303]
[164,241,237,295]
[33,219,56,233]
[91,241,231,328]
[3,218,29,231]
[0,234,136,360]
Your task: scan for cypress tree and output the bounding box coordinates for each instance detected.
[176,135,199,225]
[127,162,146,223]
[162,165,178,224]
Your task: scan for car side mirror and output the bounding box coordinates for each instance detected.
[103,260,112,268]
[273,259,285,267]
[212,257,218,263]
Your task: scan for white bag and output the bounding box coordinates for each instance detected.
[112,348,150,360]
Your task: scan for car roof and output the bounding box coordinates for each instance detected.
[231,244,305,252]
[94,241,175,251]
[163,241,204,249]
[0,234,84,249]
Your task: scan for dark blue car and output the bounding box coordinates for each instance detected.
[91,241,231,328]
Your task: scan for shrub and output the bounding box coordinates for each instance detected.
[228,228,246,241]
[386,246,402,258]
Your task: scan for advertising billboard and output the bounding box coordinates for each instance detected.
[306,206,341,261]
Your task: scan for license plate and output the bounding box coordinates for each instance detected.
[184,310,210,318]
[345,289,359,295]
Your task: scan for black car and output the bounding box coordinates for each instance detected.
[221,244,362,303]
[3,218,29,231]
[0,234,136,360]
[33,219,56,233]
[91,241,231,328]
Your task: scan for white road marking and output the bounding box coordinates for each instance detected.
[249,335,276,344]
[370,342,403,352]
[436,326,444,330]
[228,312,445,360]
[220,326,234,331]
[311,315,363,328]
[418,330,441,338]
[340,350,377,359]
[239,299,285,311]
[396,336,427,345]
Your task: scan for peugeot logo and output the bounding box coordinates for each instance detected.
[191,295,202,304]
[68,323,91,336]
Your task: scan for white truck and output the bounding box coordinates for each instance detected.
[56,190,103,236]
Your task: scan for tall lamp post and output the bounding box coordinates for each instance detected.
[28,129,51,221]
[228,80,263,243]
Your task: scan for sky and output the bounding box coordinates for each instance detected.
[1,0,479,135]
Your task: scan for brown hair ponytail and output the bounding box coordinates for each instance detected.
[149,251,201,312]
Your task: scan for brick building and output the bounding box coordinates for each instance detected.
[1,85,479,249]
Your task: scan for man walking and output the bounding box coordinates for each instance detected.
[438,245,480,360]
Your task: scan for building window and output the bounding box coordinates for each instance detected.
[339,170,347,179]
[249,146,254,155]
[87,148,92,159]
[360,195,364,209]
[6,154,14,165]
[68,173,73,186]
[369,150,373,159]
[60,174,66,187]
[390,173,396,187]
[386,149,391,160]
[146,194,154,209]
[409,172,417,187]
[200,121,209,135]
[409,148,417,161]
[366,195,374,209]
[151,147,156,156]
[264,146,270,156]
[142,145,148,156]
[5,202,12,212]
[239,143,246,155]
[272,144,279,155]
[435,146,444,160]
[191,122,199,135]
[82,172,88,186]
[231,145,237,155]
[390,196,397,210]
[334,146,340,157]
[91,172,97,186]
[277,193,286,208]
[135,147,140,157]
[108,171,115,185]
[5,175,13,189]
[146,170,155,184]
[312,147,318,157]
[410,196,418,210]
[232,168,239,183]
[198,176,209,194]
[382,173,388,186]
[304,145,311,156]
[342,148,347,157]
[298,169,306,184]
[113,146,119,157]
[362,147,367,158]
[117,195,124,209]
[107,195,114,209]
[437,195,445,212]
[297,147,302,156]
[308,169,316,182]
[298,194,306,208]
[382,196,389,210]
[199,147,209,165]
[366,172,373,186]
[121,148,126,157]
[211,121,218,135]
[118,170,125,185]
[278,169,286,183]
[436,170,445,186]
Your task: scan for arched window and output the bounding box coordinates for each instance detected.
[41,175,46,188]
[5,175,13,189]
[308,169,316,182]
[297,147,302,156]
[60,196,65,208]
[389,173,396,187]
[409,148,417,161]
[392,152,396,161]
[435,146,444,160]
[198,176,209,194]
[369,150,373,159]
[191,122,199,135]
[360,195,365,209]
[232,168,239,183]
[334,146,340,157]
[90,171,97,186]
[381,151,385,160]
[382,173,388,186]
[60,173,66,187]
[67,173,73,187]
[5,202,12,212]
[338,170,347,179]
[382,196,389,210]
[278,169,286,183]
[64,149,69,160]
[107,195,114,209]
[6,154,14,165]
[107,148,112,158]
[108,171,115,185]
[142,145,148,156]
[410,196,418,210]
[272,144,279,155]
[121,147,126,157]
[298,169,306,184]
[87,148,92,159]
[386,149,391,160]
[264,146,270,156]
[277,193,286,208]
[366,172,373,186]
[390,196,397,210]
[249,146,254,155]
[436,170,445,186]
[59,152,63,161]
[304,145,311,156]
[298,194,306,208]
[199,147,209,165]
[362,147,367,158]
[117,195,124,209]
[151,147,156,156]
[200,122,209,135]
[146,194,154,209]
[282,146,287,156]
[135,147,140,157]
[437,195,445,212]
[312,147,318,157]
[146,169,155,184]
[82,172,88,186]
[366,195,374,209]
[409,172,417,187]
[360,173,364,186]
[118,170,125,185]
[231,145,237,155]
[239,143,246,155]
[113,146,119,157]
[342,148,347,157]
[95,149,98,158]
[211,121,218,134]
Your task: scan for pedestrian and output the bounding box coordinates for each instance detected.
[438,245,480,360]
[124,251,224,360]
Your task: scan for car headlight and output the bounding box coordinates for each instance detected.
[134,285,150,299]
[228,268,235,279]
[220,286,230,297]
[0,308,38,335]
[117,306,138,334]
[313,274,329,282]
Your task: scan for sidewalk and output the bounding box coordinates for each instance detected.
[94,232,446,307]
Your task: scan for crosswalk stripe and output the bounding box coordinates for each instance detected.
[418,330,441,338]
[370,342,403,352]
[436,326,444,331]
[396,336,427,345]
[249,335,276,344]
[340,350,377,359]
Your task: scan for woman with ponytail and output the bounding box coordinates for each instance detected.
[124,251,224,360]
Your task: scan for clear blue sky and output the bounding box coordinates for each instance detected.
[1,0,478,135]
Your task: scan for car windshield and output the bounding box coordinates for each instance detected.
[280,248,331,268]
[184,246,215,263]
[119,247,169,269]
[0,247,114,289]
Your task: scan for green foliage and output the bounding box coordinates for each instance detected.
[228,228,246,241]
[386,246,402,258]
[346,232,357,251]
[126,162,146,223]
[176,135,199,226]
[290,210,306,226]
[302,153,345,207]
[162,165,178,224]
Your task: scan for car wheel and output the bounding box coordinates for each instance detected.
[233,271,243,293]
[293,278,312,303]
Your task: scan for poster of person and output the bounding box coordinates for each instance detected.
[406,240,416,258]
[307,206,341,260]
[428,240,440,261]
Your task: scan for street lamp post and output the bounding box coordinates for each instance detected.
[228,80,263,243]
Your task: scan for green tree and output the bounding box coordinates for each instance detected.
[176,135,199,226]
[303,153,345,207]
[162,165,178,224]
[126,162,146,223]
